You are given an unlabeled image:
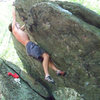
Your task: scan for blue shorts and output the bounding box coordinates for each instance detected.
[26,41,45,62]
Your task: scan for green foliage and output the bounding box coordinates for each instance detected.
[67,0,100,14]
[0,2,23,68]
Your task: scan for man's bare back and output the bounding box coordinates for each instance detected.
[13,23,30,46]
[10,7,30,46]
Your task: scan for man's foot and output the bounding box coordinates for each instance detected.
[56,70,66,76]
[45,76,55,84]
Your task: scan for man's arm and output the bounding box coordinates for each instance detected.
[12,7,16,32]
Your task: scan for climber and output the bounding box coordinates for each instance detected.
[8,7,66,84]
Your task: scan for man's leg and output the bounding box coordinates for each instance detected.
[48,59,59,72]
[41,53,54,83]
[41,53,50,77]
[48,59,66,76]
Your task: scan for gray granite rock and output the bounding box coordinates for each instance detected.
[7,0,100,100]
[0,58,46,100]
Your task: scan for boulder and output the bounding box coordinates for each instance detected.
[0,58,47,100]
[8,0,100,99]
[0,58,82,100]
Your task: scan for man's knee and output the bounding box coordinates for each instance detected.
[42,53,50,58]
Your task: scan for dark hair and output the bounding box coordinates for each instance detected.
[8,23,12,32]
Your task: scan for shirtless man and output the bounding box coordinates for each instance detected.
[8,8,66,84]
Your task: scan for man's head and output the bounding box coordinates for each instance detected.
[8,23,12,32]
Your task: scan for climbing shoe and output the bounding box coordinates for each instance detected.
[56,70,66,76]
[45,76,55,84]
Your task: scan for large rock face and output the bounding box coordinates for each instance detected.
[0,58,82,100]
[9,0,100,100]
[0,58,46,100]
